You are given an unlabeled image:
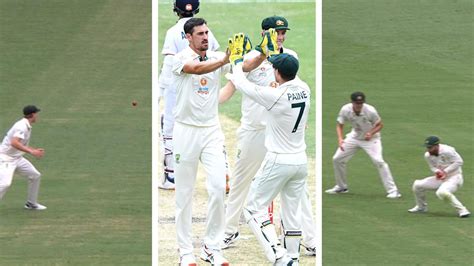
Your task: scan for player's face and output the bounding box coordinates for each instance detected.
[427,145,439,155]
[30,112,39,123]
[276,29,286,49]
[352,101,364,114]
[187,24,209,52]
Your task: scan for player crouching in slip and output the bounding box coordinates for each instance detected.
[226,32,310,265]
[408,136,470,218]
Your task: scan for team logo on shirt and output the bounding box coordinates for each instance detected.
[197,78,209,95]
[270,81,278,88]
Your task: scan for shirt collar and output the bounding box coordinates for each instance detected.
[23,118,32,129]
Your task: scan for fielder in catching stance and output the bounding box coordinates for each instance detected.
[226,33,310,265]
[172,18,230,266]
[0,105,46,210]
[158,0,220,190]
[325,92,401,198]
[408,136,470,218]
[219,16,316,256]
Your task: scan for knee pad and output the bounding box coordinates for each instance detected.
[435,189,451,200]
[412,180,422,191]
[244,208,281,262]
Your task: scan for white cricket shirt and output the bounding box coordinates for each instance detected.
[337,103,381,140]
[161,18,220,55]
[241,48,298,131]
[230,65,310,155]
[0,118,32,160]
[424,144,463,177]
[172,46,229,127]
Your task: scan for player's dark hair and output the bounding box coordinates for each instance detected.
[277,69,296,81]
[184,18,207,35]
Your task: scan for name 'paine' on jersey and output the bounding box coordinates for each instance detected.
[172,47,229,127]
[230,66,310,154]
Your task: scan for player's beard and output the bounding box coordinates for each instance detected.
[198,41,208,51]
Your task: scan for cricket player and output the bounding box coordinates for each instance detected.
[408,136,470,218]
[226,33,311,265]
[158,0,220,190]
[325,92,401,198]
[219,16,317,257]
[172,18,230,266]
[0,105,46,210]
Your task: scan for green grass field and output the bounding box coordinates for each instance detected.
[0,1,151,265]
[157,1,316,265]
[323,0,473,265]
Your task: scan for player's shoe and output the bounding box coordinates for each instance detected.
[200,244,229,265]
[221,231,239,249]
[408,205,428,213]
[303,246,316,256]
[459,209,470,218]
[179,253,197,266]
[24,201,47,210]
[274,254,294,266]
[386,191,402,199]
[325,186,349,194]
[158,172,175,190]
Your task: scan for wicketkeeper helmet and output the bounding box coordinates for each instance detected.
[174,0,200,17]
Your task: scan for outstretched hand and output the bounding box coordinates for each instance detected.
[255,28,279,57]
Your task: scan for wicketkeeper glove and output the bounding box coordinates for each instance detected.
[255,28,279,57]
[228,33,252,65]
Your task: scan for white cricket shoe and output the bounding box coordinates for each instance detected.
[459,209,470,218]
[200,244,229,265]
[274,254,294,266]
[386,191,402,199]
[179,253,197,266]
[24,202,47,210]
[221,231,239,249]
[325,186,349,194]
[158,179,175,190]
[408,205,428,213]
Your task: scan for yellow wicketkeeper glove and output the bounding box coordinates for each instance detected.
[255,28,279,57]
[228,33,252,65]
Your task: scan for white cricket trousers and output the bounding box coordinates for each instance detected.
[332,137,398,193]
[224,128,267,235]
[0,156,42,203]
[173,122,227,256]
[412,174,467,212]
[245,152,307,261]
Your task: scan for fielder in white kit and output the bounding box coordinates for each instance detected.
[325,92,401,198]
[0,105,46,210]
[226,33,310,265]
[219,16,316,257]
[171,18,230,266]
[408,136,470,218]
[158,0,220,190]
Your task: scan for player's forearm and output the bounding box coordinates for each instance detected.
[230,65,269,108]
[183,58,228,75]
[219,81,236,104]
[369,120,383,135]
[242,53,266,72]
[443,154,463,174]
[11,138,34,154]
[336,123,344,141]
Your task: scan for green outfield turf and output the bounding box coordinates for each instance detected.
[158,1,316,264]
[0,1,151,265]
[323,0,473,265]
